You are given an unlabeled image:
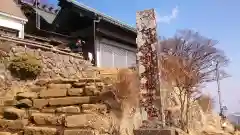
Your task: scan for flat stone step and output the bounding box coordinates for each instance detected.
[36,78,102,86]
[133,128,176,135]
[24,126,57,135]
[3,107,25,120]
[30,113,64,125]
[64,129,95,135]
[0,119,28,129]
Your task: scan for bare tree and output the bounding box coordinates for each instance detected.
[196,94,215,113]
[159,29,229,132]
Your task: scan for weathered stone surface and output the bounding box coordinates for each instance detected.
[79,78,101,82]
[64,129,94,135]
[27,109,40,116]
[72,82,85,88]
[13,131,24,135]
[3,107,25,120]
[48,97,91,106]
[67,88,83,96]
[0,119,28,129]
[84,85,100,96]
[133,129,176,135]
[96,82,105,86]
[0,132,11,135]
[56,106,81,113]
[0,107,4,114]
[41,108,55,113]
[82,104,107,114]
[65,114,111,132]
[39,89,67,98]
[16,92,38,99]
[11,46,93,79]
[31,113,64,125]
[49,78,79,84]
[33,99,49,109]
[4,99,17,106]
[30,86,46,92]
[136,9,162,118]
[47,84,71,89]
[24,126,57,135]
[35,79,49,86]
[15,99,32,108]
[88,82,104,88]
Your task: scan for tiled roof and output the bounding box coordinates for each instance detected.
[0,0,27,21]
[65,0,137,33]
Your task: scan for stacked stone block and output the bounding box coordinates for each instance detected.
[0,78,111,135]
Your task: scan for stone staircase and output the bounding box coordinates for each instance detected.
[0,78,112,135]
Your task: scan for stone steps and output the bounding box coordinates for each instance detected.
[0,78,111,135]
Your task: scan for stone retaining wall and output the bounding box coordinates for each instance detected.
[10,45,97,79]
[134,129,176,135]
[0,78,114,135]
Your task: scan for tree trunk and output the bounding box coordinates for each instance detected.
[185,92,190,133]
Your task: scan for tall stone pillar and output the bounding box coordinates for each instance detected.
[136,9,163,122]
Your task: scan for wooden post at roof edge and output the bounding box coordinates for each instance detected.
[136,9,164,126]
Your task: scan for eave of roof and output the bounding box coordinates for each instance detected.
[0,0,27,22]
[65,0,137,33]
[33,8,57,24]
[20,1,59,24]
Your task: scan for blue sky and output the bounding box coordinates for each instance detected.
[46,0,240,113]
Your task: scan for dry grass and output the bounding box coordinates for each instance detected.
[115,69,140,107]
[98,68,140,114]
[97,68,141,135]
[196,94,214,113]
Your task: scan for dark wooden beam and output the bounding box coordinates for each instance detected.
[70,26,93,38]
[96,28,136,46]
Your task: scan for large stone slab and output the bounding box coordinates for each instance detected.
[56,106,81,113]
[39,89,67,98]
[31,113,64,125]
[67,88,83,96]
[47,84,72,89]
[24,126,57,135]
[133,129,176,135]
[29,86,46,92]
[41,108,55,113]
[88,82,104,89]
[0,132,11,135]
[16,92,38,99]
[81,104,107,114]
[48,78,79,84]
[64,129,94,135]
[78,78,101,82]
[15,99,33,108]
[84,85,100,96]
[0,119,28,129]
[35,79,49,86]
[4,99,16,106]
[33,99,49,109]
[3,107,25,120]
[72,82,85,88]
[48,97,91,106]
[65,114,110,132]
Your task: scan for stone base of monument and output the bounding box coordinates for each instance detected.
[134,120,177,135]
[133,128,177,135]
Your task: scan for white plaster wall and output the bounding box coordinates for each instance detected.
[0,14,25,38]
[95,37,137,68]
[95,37,101,67]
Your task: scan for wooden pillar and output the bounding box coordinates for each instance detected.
[136,9,163,121]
